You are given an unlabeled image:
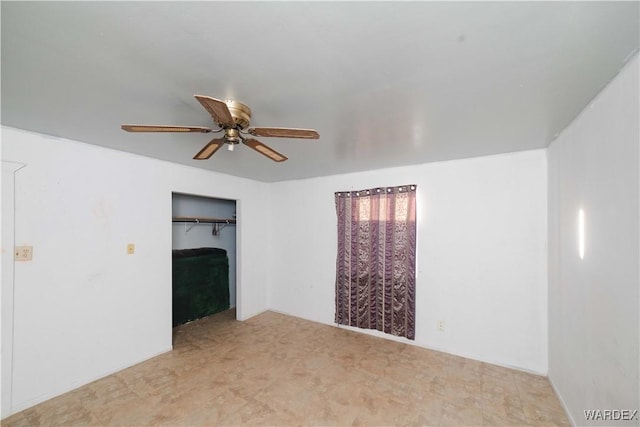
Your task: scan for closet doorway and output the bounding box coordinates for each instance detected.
[171,192,237,331]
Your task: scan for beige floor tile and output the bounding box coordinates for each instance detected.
[2,309,570,427]
[23,395,100,427]
[483,411,533,427]
[0,413,32,427]
[441,395,484,426]
[482,394,528,425]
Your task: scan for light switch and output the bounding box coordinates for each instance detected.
[127,244,135,255]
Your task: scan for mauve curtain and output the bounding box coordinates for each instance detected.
[334,184,417,340]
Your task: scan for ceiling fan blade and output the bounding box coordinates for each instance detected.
[247,127,319,139]
[121,124,212,133]
[243,138,288,162]
[194,95,235,127]
[193,138,225,160]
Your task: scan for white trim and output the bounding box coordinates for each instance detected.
[1,160,26,418]
[549,375,577,426]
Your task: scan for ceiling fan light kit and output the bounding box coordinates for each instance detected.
[121,95,319,162]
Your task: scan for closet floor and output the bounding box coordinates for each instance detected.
[3,309,570,426]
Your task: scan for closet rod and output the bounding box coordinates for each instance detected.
[172,216,237,225]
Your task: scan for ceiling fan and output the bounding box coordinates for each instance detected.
[121,95,319,162]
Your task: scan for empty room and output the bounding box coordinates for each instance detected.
[1,2,638,426]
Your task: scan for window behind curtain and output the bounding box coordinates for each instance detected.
[334,184,417,339]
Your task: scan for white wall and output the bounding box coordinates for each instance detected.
[267,150,548,374]
[172,194,237,307]
[1,160,26,417]
[1,126,269,416]
[548,55,639,426]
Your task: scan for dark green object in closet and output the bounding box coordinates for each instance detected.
[172,248,230,327]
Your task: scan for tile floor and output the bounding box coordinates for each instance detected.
[2,309,570,426]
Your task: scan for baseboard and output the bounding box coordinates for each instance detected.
[5,346,173,418]
[266,308,547,377]
[237,307,270,321]
[549,375,577,426]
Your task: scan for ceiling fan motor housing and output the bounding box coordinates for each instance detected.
[225,100,252,129]
[224,128,241,144]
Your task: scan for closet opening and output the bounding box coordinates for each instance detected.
[171,192,237,336]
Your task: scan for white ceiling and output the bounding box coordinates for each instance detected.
[2,2,638,182]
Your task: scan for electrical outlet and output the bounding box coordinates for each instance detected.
[127,243,135,255]
[438,320,445,332]
[15,245,33,261]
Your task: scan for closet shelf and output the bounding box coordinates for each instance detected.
[172,216,236,225]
